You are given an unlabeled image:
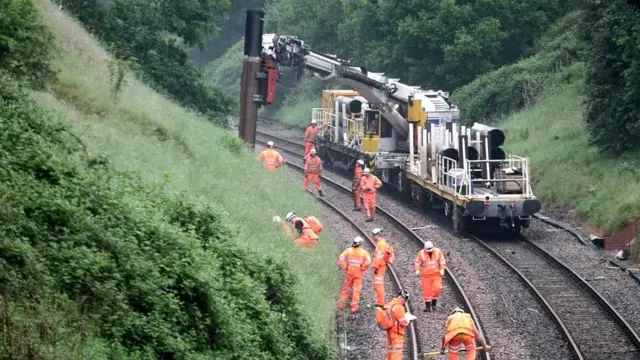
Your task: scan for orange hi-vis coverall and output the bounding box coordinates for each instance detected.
[442,313,481,360]
[258,148,283,171]
[304,123,327,155]
[290,216,319,250]
[372,236,394,306]
[360,174,382,221]
[352,166,363,209]
[304,156,323,192]
[337,246,371,312]
[414,248,447,303]
[384,297,411,360]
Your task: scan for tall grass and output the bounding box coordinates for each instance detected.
[35,0,340,339]
[502,77,640,233]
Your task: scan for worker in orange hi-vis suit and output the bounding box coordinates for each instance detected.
[303,148,324,196]
[352,159,365,211]
[258,141,284,171]
[284,212,319,251]
[371,228,395,307]
[337,236,372,312]
[414,240,447,312]
[304,119,328,155]
[440,307,487,360]
[360,167,382,222]
[382,290,417,360]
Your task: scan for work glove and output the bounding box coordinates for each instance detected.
[439,269,445,276]
[415,270,420,276]
[273,215,281,223]
[405,313,417,322]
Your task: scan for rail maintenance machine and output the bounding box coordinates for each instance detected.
[260,34,542,235]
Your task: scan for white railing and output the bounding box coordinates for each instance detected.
[437,156,465,195]
[311,108,364,149]
[465,156,532,196]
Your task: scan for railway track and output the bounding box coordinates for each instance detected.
[257,128,640,359]
[473,235,640,360]
[256,135,491,360]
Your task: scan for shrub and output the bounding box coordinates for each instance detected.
[0,0,54,87]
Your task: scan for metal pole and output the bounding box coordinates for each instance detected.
[238,9,265,149]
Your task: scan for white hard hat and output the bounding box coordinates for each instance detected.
[267,141,274,147]
[310,148,316,154]
[363,167,371,174]
[285,212,296,222]
[273,215,281,223]
[452,307,464,314]
[352,236,364,246]
[311,119,317,124]
[357,159,365,166]
[424,241,434,251]
[372,228,382,235]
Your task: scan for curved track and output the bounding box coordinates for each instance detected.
[256,128,640,359]
[256,134,491,360]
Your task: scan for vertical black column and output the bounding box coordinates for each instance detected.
[238,10,265,149]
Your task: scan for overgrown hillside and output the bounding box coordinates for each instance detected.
[1,0,339,358]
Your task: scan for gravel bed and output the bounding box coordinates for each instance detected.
[263,124,578,358]
[320,203,386,359]
[525,220,640,335]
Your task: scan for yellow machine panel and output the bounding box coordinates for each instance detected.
[322,90,359,110]
[407,98,427,129]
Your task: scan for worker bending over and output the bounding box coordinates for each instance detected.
[371,228,395,307]
[337,236,371,312]
[376,290,417,360]
[304,119,328,155]
[360,167,382,221]
[285,212,320,250]
[441,307,487,360]
[303,148,323,196]
[414,241,447,312]
[352,159,364,211]
[258,141,284,171]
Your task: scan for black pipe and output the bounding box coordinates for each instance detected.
[244,10,264,57]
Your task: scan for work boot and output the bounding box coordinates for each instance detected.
[424,301,431,312]
[353,206,361,211]
[431,299,437,311]
[365,217,373,222]
[318,190,323,196]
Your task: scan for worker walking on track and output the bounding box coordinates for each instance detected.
[352,159,365,211]
[414,241,447,312]
[360,167,382,221]
[376,290,417,360]
[258,141,284,171]
[337,236,372,312]
[303,148,324,196]
[284,212,320,251]
[304,119,327,155]
[440,307,487,360]
[372,228,395,307]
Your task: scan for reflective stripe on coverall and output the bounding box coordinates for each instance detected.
[304,124,327,155]
[414,248,447,302]
[385,297,410,360]
[360,174,382,219]
[372,236,392,306]
[258,148,283,171]
[304,156,323,191]
[353,166,363,208]
[337,247,372,311]
[291,217,319,251]
[444,313,479,360]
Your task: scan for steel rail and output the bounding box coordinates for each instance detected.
[257,136,489,360]
[309,190,419,360]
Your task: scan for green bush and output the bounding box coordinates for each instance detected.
[452,11,586,125]
[582,0,640,154]
[0,0,54,87]
[204,39,244,101]
[0,71,333,359]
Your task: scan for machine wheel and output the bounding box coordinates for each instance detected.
[452,206,468,236]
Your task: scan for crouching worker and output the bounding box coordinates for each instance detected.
[284,212,320,251]
[376,290,417,360]
[441,307,488,360]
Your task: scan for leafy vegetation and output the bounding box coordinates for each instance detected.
[582,0,640,154]
[1,0,339,358]
[56,0,237,125]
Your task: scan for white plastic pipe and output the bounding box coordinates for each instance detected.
[409,123,414,171]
